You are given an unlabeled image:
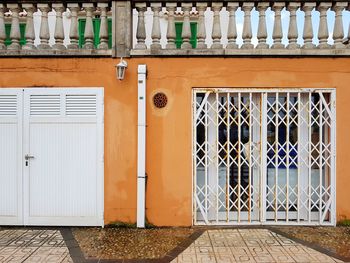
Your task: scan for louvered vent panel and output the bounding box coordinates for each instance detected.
[30,95,61,116]
[66,95,97,116]
[0,95,17,116]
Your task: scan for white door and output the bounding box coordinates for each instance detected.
[0,88,104,226]
[193,89,336,226]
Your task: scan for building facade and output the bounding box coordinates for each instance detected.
[0,0,349,227]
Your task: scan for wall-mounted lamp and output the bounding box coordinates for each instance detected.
[116,58,128,80]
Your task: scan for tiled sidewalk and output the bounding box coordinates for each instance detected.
[0,229,72,263]
[172,229,343,263]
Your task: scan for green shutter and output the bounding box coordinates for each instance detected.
[93,19,101,47]
[175,22,197,49]
[190,22,197,48]
[78,18,112,49]
[4,23,26,46]
[108,19,112,49]
[78,19,86,48]
[19,24,26,46]
[5,24,11,46]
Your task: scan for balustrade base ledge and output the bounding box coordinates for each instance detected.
[130,48,350,57]
[1,48,350,57]
[0,49,113,57]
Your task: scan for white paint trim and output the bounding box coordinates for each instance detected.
[137,65,147,228]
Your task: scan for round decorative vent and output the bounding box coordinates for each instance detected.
[153,92,168,108]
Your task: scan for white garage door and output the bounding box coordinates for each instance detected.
[0,88,104,226]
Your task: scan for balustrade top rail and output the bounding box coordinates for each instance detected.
[0,0,350,57]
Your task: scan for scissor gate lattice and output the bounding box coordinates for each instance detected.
[193,89,335,225]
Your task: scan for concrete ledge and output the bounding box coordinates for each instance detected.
[0,49,112,57]
[130,48,350,57]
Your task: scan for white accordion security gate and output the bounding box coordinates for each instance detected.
[193,89,336,225]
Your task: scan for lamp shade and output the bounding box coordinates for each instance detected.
[116,59,128,80]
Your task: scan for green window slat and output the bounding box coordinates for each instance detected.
[78,18,112,49]
[175,22,197,49]
[78,19,86,48]
[5,23,26,46]
[5,24,11,46]
[108,19,112,49]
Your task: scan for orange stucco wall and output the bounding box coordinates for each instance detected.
[0,57,349,226]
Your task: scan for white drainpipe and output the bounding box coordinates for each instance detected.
[137,65,147,228]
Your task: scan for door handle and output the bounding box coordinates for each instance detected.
[25,154,35,160]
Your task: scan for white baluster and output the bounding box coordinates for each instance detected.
[181,3,192,49]
[166,3,176,49]
[83,3,95,49]
[302,2,315,49]
[52,3,65,50]
[211,3,223,49]
[196,2,207,49]
[7,4,21,50]
[287,2,300,49]
[22,4,36,50]
[256,2,269,49]
[0,4,7,50]
[317,2,331,49]
[226,2,239,49]
[98,3,109,49]
[37,4,51,49]
[332,2,347,49]
[67,3,79,49]
[151,2,162,50]
[135,3,147,50]
[241,2,254,49]
[272,3,285,49]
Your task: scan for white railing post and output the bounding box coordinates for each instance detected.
[150,2,162,50]
[52,3,66,50]
[135,3,147,50]
[256,2,269,49]
[332,2,347,49]
[166,2,177,49]
[302,2,316,49]
[272,2,285,49]
[22,4,36,50]
[98,3,109,49]
[82,3,95,49]
[7,4,21,50]
[67,4,79,49]
[37,3,51,49]
[181,3,192,49]
[211,3,223,49]
[317,2,331,49]
[287,2,300,49]
[196,2,207,49]
[0,4,7,50]
[241,2,254,49]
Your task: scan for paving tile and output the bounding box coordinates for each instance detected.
[248,246,275,263]
[215,253,236,263]
[0,229,73,263]
[196,253,216,263]
[176,253,197,263]
[174,229,344,263]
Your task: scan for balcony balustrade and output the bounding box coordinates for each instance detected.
[132,0,350,56]
[0,1,113,56]
[0,0,349,57]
